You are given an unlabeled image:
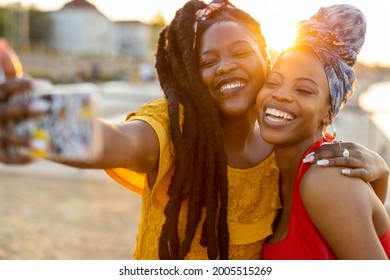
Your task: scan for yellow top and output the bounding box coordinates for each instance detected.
[105,98,281,259]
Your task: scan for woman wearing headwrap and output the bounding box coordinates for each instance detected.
[258,4,390,259]
[0,1,389,260]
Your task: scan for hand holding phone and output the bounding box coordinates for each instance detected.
[0,39,102,163]
[0,39,34,164]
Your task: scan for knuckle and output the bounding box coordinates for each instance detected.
[354,149,363,158]
[344,157,352,165]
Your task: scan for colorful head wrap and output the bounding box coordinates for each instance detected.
[295,4,366,116]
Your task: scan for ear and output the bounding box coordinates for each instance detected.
[322,107,334,125]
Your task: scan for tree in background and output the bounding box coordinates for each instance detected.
[28,7,52,53]
[148,9,166,56]
[0,3,26,51]
[0,7,6,38]
[0,4,51,53]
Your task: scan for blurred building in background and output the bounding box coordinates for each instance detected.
[50,0,152,60]
[114,20,153,60]
[50,0,116,57]
[0,0,164,83]
[1,0,156,60]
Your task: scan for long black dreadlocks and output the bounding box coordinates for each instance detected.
[154,0,271,260]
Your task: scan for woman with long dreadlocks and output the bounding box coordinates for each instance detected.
[1,0,388,260]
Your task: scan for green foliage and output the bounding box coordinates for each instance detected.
[0,7,6,38]
[148,9,167,57]
[29,8,52,48]
[0,4,52,51]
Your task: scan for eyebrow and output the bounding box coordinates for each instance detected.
[296,77,320,88]
[200,40,254,56]
[270,71,320,88]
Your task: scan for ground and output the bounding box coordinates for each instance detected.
[0,171,141,260]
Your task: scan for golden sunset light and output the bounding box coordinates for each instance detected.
[1,0,390,271]
[1,0,389,66]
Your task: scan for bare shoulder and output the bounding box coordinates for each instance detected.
[300,163,390,259]
[300,164,373,218]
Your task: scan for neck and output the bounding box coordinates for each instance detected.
[221,114,254,148]
[274,135,321,186]
[220,113,273,169]
[269,134,322,244]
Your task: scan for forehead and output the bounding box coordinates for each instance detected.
[273,48,327,84]
[199,21,258,50]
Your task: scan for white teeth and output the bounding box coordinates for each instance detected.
[219,81,246,92]
[265,108,294,120]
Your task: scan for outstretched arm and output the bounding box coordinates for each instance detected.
[303,141,389,203]
[56,118,160,173]
[2,113,160,174]
[0,41,160,174]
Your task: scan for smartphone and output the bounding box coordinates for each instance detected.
[8,86,102,162]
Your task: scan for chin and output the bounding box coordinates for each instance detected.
[260,133,278,145]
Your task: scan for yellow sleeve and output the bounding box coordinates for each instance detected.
[104,98,177,196]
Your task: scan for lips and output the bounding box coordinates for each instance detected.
[216,78,247,95]
[266,108,294,120]
[263,107,295,126]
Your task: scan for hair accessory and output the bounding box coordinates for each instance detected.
[295,4,366,116]
[193,0,236,48]
[196,0,236,21]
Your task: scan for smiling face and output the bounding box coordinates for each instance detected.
[256,46,332,147]
[198,21,266,119]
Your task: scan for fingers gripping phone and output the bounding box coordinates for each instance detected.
[0,38,23,79]
[1,39,102,162]
[8,87,102,162]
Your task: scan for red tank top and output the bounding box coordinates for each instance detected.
[263,139,390,259]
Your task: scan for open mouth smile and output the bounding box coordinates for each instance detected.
[216,80,247,95]
[265,107,295,124]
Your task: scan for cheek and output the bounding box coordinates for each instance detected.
[256,88,269,106]
[303,104,326,130]
[253,52,267,81]
[199,68,214,90]
[255,89,268,116]
[247,59,266,86]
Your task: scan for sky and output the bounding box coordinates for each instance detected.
[1,0,390,66]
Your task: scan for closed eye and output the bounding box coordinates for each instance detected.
[199,59,217,68]
[297,88,315,95]
[234,50,253,57]
[264,80,279,88]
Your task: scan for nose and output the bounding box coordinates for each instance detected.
[216,57,237,75]
[272,85,293,102]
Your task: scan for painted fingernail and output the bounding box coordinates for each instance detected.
[320,142,332,146]
[316,159,329,166]
[303,152,315,163]
[341,168,351,175]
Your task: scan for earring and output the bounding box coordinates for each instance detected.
[321,123,336,142]
[251,112,260,128]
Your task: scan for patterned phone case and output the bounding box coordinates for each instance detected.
[8,91,102,162]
